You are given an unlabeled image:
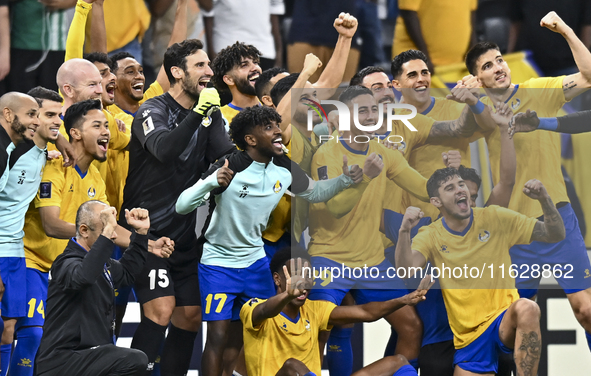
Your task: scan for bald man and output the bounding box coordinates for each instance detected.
[56,58,103,115]
[0,92,40,193]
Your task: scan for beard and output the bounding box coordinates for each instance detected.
[234,75,257,96]
[11,115,27,137]
[181,71,202,102]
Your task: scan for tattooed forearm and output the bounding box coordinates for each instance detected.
[427,108,476,140]
[563,80,578,92]
[517,331,541,376]
[531,197,566,242]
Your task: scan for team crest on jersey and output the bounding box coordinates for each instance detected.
[239,185,249,198]
[510,98,521,111]
[273,180,282,193]
[439,245,448,253]
[317,166,328,180]
[88,187,96,198]
[39,182,51,199]
[478,230,490,242]
[305,319,311,331]
[68,184,74,192]
[397,141,407,153]
[142,116,155,135]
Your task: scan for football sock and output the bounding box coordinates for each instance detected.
[326,326,353,376]
[160,324,198,376]
[131,317,166,375]
[10,326,43,376]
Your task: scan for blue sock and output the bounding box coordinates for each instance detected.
[10,327,43,376]
[384,327,398,356]
[586,332,591,352]
[408,358,419,371]
[0,343,11,376]
[326,326,353,376]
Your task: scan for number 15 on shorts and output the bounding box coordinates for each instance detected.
[148,269,170,290]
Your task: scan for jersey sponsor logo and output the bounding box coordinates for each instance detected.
[510,98,521,111]
[17,170,26,185]
[88,186,96,198]
[142,109,151,118]
[68,183,74,192]
[439,245,449,253]
[273,180,282,194]
[317,166,328,180]
[281,322,288,332]
[478,230,490,242]
[585,269,591,279]
[239,185,249,198]
[142,116,155,135]
[17,358,32,367]
[39,182,52,199]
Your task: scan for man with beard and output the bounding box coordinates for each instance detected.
[395,172,563,376]
[211,42,263,124]
[119,39,235,376]
[0,88,62,376]
[0,92,39,372]
[464,11,591,353]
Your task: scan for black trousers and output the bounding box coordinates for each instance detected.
[38,345,148,376]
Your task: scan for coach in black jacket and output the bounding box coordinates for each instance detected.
[36,201,164,376]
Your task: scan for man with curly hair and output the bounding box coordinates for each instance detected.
[211,42,263,124]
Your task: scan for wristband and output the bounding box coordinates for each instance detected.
[538,117,558,131]
[469,100,485,115]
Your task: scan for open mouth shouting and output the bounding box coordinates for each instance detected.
[198,76,211,91]
[456,194,469,211]
[97,137,109,153]
[272,136,283,152]
[105,81,116,101]
[131,81,144,96]
[248,72,260,86]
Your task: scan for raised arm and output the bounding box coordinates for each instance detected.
[176,158,232,215]
[510,109,591,136]
[155,0,188,92]
[485,102,515,208]
[328,275,432,326]
[524,180,566,243]
[0,4,10,81]
[313,13,358,93]
[89,0,107,53]
[540,12,591,101]
[390,162,429,202]
[110,208,150,287]
[395,207,428,273]
[65,0,94,61]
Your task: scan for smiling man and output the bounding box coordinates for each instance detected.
[0,88,61,376]
[211,41,263,124]
[119,39,236,376]
[175,105,361,376]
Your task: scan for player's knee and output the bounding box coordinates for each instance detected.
[395,315,423,340]
[514,298,541,324]
[205,322,230,349]
[281,358,310,374]
[572,298,591,325]
[128,349,149,372]
[144,304,174,326]
[1,321,16,344]
[385,354,410,371]
[16,326,43,345]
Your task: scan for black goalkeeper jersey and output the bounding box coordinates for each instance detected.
[119,92,235,251]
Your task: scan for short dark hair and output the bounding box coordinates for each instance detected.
[350,66,385,86]
[270,73,299,107]
[211,42,262,93]
[427,167,462,198]
[391,50,428,79]
[27,86,62,107]
[458,165,481,190]
[63,99,102,140]
[338,85,374,105]
[85,52,112,67]
[109,51,136,73]
[270,246,312,275]
[255,67,287,101]
[229,106,282,150]
[465,42,500,76]
[163,39,205,85]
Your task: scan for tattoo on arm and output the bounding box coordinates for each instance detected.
[518,331,541,376]
[428,109,476,140]
[531,197,565,242]
[563,80,578,92]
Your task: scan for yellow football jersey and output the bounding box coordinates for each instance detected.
[482,77,568,218]
[404,97,466,219]
[412,205,538,348]
[24,159,108,272]
[241,298,336,376]
[221,104,241,125]
[309,140,428,268]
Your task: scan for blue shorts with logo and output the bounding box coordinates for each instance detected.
[307,256,409,305]
[198,257,275,321]
[111,246,135,305]
[16,268,48,328]
[454,310,512,373]
[0,257,27,318]
[509,203,591,298]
